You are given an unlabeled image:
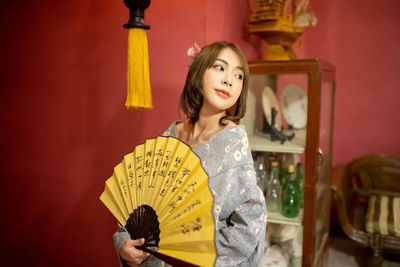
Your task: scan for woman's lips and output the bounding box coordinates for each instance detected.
[215,89,230,98]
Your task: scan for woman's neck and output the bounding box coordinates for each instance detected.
[178,109,234,150]
[191,109,226,139]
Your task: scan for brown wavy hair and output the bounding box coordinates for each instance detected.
[179,41,249,126]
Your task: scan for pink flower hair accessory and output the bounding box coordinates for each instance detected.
[187,43,201,66]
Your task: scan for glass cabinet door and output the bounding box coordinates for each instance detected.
[242,59,336,267]
[314,74,336,266]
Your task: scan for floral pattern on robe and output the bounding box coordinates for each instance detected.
[113,121,267,267]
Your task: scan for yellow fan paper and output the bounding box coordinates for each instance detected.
[100,136,216,267]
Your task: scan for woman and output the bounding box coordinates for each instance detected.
[114,41,266,267]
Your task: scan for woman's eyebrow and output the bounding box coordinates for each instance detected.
[215,58,228,65]
[215,58,244,71]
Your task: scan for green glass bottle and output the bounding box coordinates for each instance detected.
[266,161,281,213]
[295,162,304,209]
[282,164,299,218]
[278,166,287,191]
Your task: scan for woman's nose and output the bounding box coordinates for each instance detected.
[223,80,232,87]
[222,75,232,87]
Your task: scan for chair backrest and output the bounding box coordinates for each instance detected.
[347,154,400,197]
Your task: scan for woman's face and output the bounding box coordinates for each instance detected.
[201,48,244,115]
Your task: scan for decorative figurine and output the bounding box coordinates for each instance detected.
[270,107,295,144]
[248,0,317,60]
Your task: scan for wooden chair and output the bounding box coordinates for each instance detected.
[331,154,400,266]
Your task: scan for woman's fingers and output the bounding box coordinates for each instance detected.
[127,239,150,257]
[120,238,150,265]
[126,238,145,247]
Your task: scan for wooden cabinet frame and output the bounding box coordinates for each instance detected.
[247,59,336,267]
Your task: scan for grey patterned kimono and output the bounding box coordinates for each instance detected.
[113,121,267,266]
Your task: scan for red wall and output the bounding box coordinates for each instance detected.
[0,0,399,266]
[0,1,261,266]
[303,1,400,165]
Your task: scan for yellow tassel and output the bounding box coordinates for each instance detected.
[126,28,152,110]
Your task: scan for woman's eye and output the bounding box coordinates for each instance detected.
[235,74,243,80]
[213,65,224,71]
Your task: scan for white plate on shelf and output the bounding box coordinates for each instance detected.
[261,86,282,129]
[280,84,307,129]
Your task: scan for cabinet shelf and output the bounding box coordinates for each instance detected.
[247,129,306,154]
[266,208,303,226]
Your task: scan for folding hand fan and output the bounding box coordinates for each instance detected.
[100,136,216,267]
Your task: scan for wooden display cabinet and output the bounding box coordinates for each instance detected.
[242,59,336,267]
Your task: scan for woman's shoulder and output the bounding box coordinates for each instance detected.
[162,120,183,137]
[175,120,187,135]
[219,122,249,141]
[194,123,253,176]
[223,119,236,128]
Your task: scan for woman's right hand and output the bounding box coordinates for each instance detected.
[119,238,150,267]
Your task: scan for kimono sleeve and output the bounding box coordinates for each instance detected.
[214,164,267,266]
